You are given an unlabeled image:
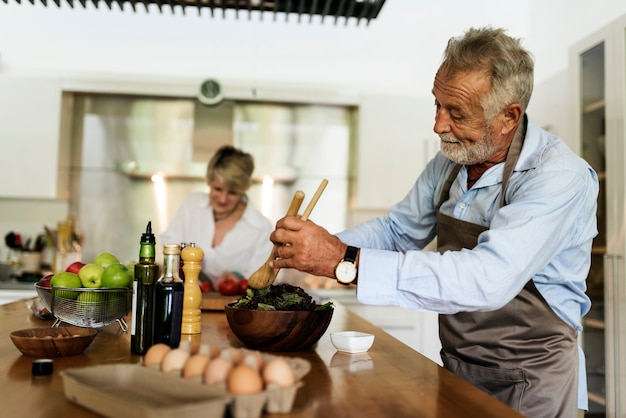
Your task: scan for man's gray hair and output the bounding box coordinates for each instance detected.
[439,27,534,121]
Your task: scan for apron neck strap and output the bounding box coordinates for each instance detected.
[437,114,527,209]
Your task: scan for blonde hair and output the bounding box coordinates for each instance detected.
[206,145,254,194]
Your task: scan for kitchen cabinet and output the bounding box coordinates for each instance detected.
[0,76,68,199]
[571,13,626,418]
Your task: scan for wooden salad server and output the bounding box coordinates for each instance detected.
[247,178,329,289]
[247,190,305,289]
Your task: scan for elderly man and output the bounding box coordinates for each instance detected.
[269,27,598,417]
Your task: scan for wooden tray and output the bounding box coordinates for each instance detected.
[201,292,239,311]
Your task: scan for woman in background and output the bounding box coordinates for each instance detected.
[161,145,273,287]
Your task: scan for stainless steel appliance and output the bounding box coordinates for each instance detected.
[67,93,355,266]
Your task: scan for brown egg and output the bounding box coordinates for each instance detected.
[262,358,296,387]
[207,344,221,359]
[183,353,211,379]
[227,364,264,394]
[188,340,201,355]
[161,348,190,374]
[204,356,233,385]
[143,343,171,368]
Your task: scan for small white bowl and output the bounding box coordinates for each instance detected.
[330,331,374,354]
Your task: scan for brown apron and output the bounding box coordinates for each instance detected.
[436,121,579,417]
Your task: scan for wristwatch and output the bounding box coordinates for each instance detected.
[335,246,359,284]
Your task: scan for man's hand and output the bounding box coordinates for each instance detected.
[269,216,347,278]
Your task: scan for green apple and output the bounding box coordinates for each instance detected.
[125,263,135,280]
[78,263,104,288]
[77,291,105,303]
[101,263,132,288]
[50,271,82,299]
[93,252,120,269]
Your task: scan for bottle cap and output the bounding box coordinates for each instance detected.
[140,221,156,244]
[163,244,181,255]
[32,359,53,376]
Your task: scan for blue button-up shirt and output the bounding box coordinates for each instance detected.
[337,119,598,409]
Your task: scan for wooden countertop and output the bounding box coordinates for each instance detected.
[0,298,522,417]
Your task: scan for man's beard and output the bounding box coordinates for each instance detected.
[439,130,500,165]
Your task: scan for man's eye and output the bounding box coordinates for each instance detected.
[450,112,464,121]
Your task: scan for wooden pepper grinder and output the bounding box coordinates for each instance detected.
[181,243,204,335]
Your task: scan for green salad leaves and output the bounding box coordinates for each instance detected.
[231,284,333,311]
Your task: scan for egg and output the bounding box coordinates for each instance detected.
[161,348,190,374]
[183,353,211,379]
[262,358,296,387]
[207,344,221,359]
[188,340,201,355]
[204,356,233,385]
[143,343,171,368]
[227,364,264,394]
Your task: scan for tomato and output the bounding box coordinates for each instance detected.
[199,281,212,293]
[238,279,248,295]
[218,278,239,296]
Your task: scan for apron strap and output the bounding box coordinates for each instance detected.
[500,115,527,206]
[437,114,528,209]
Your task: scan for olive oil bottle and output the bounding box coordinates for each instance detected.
[131,221,160,355]
[153,243,184,348]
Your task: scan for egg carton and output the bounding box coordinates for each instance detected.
[161,348,311,418]
[61,350,310,418]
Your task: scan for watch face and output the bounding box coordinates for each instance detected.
[336,261,357,284]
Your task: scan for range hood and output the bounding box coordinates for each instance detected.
[5,0,386,25]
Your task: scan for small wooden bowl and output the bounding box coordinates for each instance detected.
[225,304,333,351]
[10,326,97,358]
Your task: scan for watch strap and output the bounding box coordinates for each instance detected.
[343,246,358,264]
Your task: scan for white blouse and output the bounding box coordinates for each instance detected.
[160,192,274,284]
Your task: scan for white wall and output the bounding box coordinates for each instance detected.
[527,0,626,149]
[0,0,531,96]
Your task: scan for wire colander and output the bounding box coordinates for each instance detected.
[35,284,132,331]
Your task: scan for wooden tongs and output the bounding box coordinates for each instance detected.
[247,179,329,289]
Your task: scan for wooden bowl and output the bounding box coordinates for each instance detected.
[10,326,97,358]
[225,304,334,351]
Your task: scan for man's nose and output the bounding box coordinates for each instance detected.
[433,111,451,135]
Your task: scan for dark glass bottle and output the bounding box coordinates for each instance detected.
[153,244,184,348]
[131,221,160,355]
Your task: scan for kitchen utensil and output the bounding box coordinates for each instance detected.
[247,190,305,290]
[300,178,328,221]
[247,178,329,289]
[35,285,132,331]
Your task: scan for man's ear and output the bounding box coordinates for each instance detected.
[501,103,523,135]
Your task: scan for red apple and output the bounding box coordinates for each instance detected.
[66,261,86,274]
[37,273,53,288]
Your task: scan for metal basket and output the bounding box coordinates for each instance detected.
[35,284,132,331]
